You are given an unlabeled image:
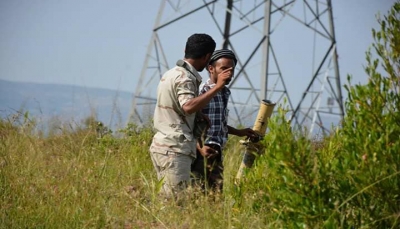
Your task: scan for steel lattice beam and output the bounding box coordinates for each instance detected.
[129,0,344,136]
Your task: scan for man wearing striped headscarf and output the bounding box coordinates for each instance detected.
[191,49,258,192]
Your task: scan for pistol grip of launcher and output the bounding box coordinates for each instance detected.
[236,99,276,184]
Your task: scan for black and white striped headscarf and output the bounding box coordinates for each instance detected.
[208,49,237,66]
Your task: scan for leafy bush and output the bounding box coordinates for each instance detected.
[231,2,400,228]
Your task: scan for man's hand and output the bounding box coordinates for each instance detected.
[181,68,233,114]
[198,145,219,159]
[215,67,233,89]
[196,112,211,130]
[238,128,259,139]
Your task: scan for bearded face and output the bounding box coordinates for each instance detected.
[208,58,235,85]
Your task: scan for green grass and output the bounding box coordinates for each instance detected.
[1,104,399,228]
[0,117,263,228]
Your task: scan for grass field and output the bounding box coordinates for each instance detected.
[1,99,399,228]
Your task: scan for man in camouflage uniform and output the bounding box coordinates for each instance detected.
[149,34,233,199]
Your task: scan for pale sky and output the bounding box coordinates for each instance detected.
[0,0,395,95]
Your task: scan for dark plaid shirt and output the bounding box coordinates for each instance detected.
[199,79,231,148]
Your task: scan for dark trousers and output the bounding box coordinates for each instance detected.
[191,144,223,192]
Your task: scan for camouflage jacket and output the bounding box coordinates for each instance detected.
[149,60,202,158]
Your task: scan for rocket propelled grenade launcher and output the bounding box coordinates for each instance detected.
[235,99,276,183]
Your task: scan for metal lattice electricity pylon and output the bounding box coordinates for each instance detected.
[128,0,344,136]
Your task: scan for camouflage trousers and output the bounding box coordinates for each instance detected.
[149,150,194,199]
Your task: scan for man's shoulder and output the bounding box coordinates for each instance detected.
[200,80,212,91]
[223,86,231,94]
[163,66,186,77]
[162,66,195,82]
[200,84,229,94]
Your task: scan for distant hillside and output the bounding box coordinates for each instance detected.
[0,79,340,135]
[0,79,137,129]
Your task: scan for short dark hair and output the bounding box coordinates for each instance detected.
[184,33,216,59]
